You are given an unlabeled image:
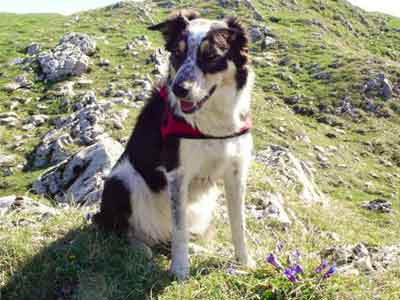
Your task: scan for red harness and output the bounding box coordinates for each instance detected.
[159,86,252,141]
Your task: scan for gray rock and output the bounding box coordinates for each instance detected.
[59,32,96,56]
[38,44,90,81]
[147,48,169,77]
[27,90,114,169]
[364,79,377,94]
[261,36,278,50]
[27,133,72,170]
[0,154,17,167]
[23,114,49,127]
[364,73,393,100]
[372,245,400,269]
[256,145,329,205]
[248,192,291,228]
[0,195,15,216]
[378,73,393,99]
[33,137,123,204]
[99,58,110,67]
[353,243,369,258]
[354,256,374,273]
[0,116,18,127]
[9,57,24,65]
[3,82,20,92]
[313,71,331,80]
[38,33,95,81]
[75,79,93,88]
[26,43,41,55]
[361,198,392,213]
[321,245,353,266]
[0,195,57,220]
[0,112,18,119]
[15,75,33,88]
[249,27,263,43]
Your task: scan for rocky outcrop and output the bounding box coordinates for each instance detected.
[363,73,393,100]
[32,137,123,205]
[321,243,400,276]
[256,145,329,205]
[38,33,96,81]
[0,195,57,221]
[25,91,113,170]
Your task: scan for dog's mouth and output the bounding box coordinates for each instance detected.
[179,85,217,114]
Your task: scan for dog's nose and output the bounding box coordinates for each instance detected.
[172,83,189,98]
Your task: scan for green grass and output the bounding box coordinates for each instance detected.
[1,0,400,299]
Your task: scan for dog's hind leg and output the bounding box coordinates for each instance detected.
[127,231,153,259]
[168,170,190,280]
[223,160,255,268]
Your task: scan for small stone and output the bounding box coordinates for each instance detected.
[322,231,341,241]
[112,119,124,129]
[313,71,331,80]
[261,36,277,50]
[249,27,263,42]
[15,76,33,88]
[0,155,17,167]
[314,145,325,153]
[99,58,110,67]
[26,43,41,55]
[361,199,392,213]
[354,256,374,273]
[75,79,93,88]
[353,243,369,258]
[0,117,18,127]
[3,82,20,92]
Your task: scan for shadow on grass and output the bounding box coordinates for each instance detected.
[1,225,172,300]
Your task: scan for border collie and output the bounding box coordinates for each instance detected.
[94,10,255,280]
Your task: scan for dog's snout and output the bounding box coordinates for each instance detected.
[172,83,189,98]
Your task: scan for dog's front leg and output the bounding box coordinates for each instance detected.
[224,161,255,268]
[168,171,190,280]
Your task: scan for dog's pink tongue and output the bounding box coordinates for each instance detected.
[180,100,195,112]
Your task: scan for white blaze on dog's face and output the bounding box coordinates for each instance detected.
[149,11,250,116]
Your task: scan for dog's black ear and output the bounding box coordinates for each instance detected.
[148,10,200,50]
[225,17,250,68]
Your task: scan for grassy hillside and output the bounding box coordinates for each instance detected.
[1,0,399,299]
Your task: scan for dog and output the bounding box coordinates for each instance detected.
[93,10,255,280]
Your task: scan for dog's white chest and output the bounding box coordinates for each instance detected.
[179,134,252,181]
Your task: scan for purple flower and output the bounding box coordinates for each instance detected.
[322,265,337,280]
[313,259,328,273]
[284,268,297,283]
[266,253,283,270]
[293,264,304,276]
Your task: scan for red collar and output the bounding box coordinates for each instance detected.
[160,86,251,141]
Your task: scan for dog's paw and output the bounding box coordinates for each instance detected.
[237,255,256,269]
[170,261,190,281]
[245,257,257,269]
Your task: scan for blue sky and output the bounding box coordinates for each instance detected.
[0,0,399,17]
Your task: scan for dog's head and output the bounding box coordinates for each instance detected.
[149,10,250,115]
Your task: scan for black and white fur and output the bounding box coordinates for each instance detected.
[94,10,255,280]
